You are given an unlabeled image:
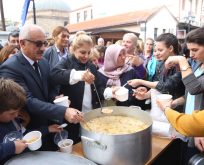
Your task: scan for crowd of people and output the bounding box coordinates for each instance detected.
[0,23,204,164]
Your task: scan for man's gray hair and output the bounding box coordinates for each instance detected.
[19,24,46,39]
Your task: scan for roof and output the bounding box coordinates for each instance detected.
[67,6,176,33]
[90,29,139,36]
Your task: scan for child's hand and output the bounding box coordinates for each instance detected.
[14,140,27,154]
[48,124,62,133]
[55,94,64,100]
[18,110,30,127]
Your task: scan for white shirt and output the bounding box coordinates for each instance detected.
[69,69,92,113]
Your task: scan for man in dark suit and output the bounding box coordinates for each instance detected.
[0,24,83,150]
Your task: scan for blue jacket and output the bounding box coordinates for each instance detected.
[0,118,49,163]
[0,121,17,163]
[0,142,15,164]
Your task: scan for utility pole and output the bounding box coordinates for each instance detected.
[0,0,6,31]
[30,0,36,24]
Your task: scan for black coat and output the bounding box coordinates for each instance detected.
[153,61,185,99]
[50,55,103,143]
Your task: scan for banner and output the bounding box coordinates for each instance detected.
[21,0,30,26]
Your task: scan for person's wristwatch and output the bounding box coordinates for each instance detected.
[180,65,191,71]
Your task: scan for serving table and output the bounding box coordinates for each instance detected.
[72,135,175,165]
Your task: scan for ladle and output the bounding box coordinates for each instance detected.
[87,68,112,114]
[93,81,104,113]
[93,82,113,114]
[83,121,92,131]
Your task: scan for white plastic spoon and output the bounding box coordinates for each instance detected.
[58,123,68,129]
[122,82,128,87]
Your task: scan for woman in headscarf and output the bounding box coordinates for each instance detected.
[98,44,145,107]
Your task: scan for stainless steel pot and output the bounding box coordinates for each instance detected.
[80,106,152,165]
[188,153,204,165]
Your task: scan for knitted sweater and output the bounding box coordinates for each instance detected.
[165,107,204,137]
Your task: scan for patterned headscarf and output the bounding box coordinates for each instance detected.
[99,44,132,86]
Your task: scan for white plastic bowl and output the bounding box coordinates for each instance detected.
[23,131,42,151]
[157,94,172,104]
[115,87,129,102]
[58,139,73,153]
[53,96,70,107]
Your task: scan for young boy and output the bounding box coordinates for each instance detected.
[0,78,27,162]
[0,78,62,163]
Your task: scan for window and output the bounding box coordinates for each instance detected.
[177,30,186,39]
[84,10,87,21]
[154,28,158,40]
[77,12,80,22]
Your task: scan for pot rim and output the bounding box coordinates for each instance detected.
[80,106,152,136]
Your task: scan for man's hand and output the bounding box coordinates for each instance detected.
[55,94,64,100]
[64,108,84,124]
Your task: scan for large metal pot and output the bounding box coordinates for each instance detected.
[80,106,152,165]
[188,153,204,165]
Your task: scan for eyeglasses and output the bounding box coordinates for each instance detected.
[24,39,48,47]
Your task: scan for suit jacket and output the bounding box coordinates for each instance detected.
[43,45,70,70]
[43,45,59,70]
[0,53,66,130]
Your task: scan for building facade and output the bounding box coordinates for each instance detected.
[26,0,70,37]
[67,6,178,42]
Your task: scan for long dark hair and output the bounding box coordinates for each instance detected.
[156,33,180,54]
[186,27,204,46]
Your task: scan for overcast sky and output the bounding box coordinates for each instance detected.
[2,0,178,21]
[2,0,86,21]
